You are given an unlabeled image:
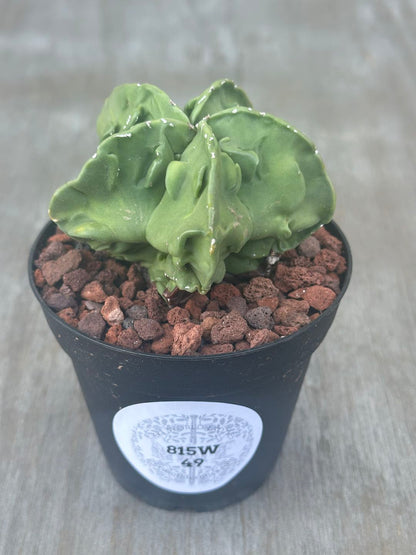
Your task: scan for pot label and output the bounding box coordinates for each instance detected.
[112,401,263,494]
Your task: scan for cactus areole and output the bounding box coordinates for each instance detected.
[49,80,336,296]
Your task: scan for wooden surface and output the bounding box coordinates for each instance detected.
[1,1,415,553]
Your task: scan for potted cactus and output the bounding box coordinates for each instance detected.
[29,80,351,511]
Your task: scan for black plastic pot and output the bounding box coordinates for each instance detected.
[29,221,352,511]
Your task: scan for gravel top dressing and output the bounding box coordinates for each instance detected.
[33,224,347,356]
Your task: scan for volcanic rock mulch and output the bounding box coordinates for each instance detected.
[33,226,347,356]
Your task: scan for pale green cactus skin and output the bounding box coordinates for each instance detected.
[96,83,189,141]
[146,120,252,292]
[49,80,336,295]
[184,79,252,125]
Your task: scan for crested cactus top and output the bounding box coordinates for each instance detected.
[49,79,336,295]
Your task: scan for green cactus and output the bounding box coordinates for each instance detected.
[49,80,335,295]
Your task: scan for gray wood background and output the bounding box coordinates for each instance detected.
[1,0,415,553]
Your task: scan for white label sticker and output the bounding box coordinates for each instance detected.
[112,401,263,494]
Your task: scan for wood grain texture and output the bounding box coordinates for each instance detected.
[1,0,415,553]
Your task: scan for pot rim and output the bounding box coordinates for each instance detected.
[28,219,352,361]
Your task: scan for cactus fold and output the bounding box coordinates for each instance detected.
[184,79,252,125]
[96,83,189,141]
[146,120,252,292]
[49,80,336,295]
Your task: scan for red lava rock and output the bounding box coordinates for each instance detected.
[184,292,208,319]
[118,297,134,311]
[273,300,311,327]
[190,292,209,308]
[200,343,234,355]
[313,227,343,254]
[47,231,72,243]
[234,340,250,351]
[44,290,77,311]
[288,288,307,300]
[120,280,137,300]
[81,280,107,303]
[167,306,191,325]
[301,285,337,312]
[257,296,279,311]
[310,264,327,275]
[245,307,274,330]
[43,240,68,257]
[145,286,168,322]
[183,298,201,320]
[135,290,147,305]
[63,268,90,292]
[151,324,174,354]
[57,307,78,327]
[95,269,119,296]
[35,241,67,267]
[289,255,313,267]
[200,310,226,321]
[247,329,279,348]
[127,263,144,283]
[182,294,206,320]
[242,277,279,302]
[201,316,220,340]
[134,318,164,341]
[314,248,342,273]
[297,236,321,258]
[274,264,325,293]
[211,312,249,344]
[171,322,203,356]
[210,283,241,307]
[280,298,310,312]
[104,282,120,297]
[77,302,92,321]
[105,324,122,345]
[95,269,115,285]
[33,268,46,287]
[41,249,82,285]
[101,296,124,326]
[59,283,75,297]
[41,284,56,296]
[336,255,347,274]
[81,250,103,274]
[116,328,142,350]
[274,310,310,328]
[273,325,300,336]
[78,312,106,340]
[226,295,248,316]
[205,300,221,311]
[105,259,127,280]
[77,307,90,321]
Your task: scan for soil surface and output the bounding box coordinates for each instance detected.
[33,226,347,356]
